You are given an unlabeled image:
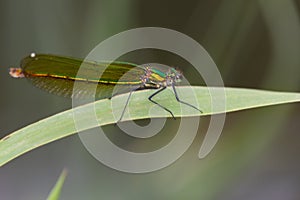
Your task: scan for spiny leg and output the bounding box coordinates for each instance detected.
[172,84,203,113]
[108,85,141,123]
[148,87,175,119]
[116,89,134,123]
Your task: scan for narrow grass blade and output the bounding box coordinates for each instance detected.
[46,169,68,200]
[1,86,300,167]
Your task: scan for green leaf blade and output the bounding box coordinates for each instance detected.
[46,169,68,200]
[1,86,300,167]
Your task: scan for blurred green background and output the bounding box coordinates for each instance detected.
[1,0,300,199]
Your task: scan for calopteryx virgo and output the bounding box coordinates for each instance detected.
[9,53,202,121]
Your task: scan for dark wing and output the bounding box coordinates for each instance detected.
[21,54,145,99]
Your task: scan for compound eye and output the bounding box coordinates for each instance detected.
[176,73,183,80]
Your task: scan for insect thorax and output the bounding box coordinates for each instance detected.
[141,66,182,88]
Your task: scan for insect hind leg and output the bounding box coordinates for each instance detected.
[116,85,143,123]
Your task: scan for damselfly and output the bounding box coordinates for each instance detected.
[9,53,202,121]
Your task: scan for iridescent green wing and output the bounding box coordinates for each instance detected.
[21,54,145,99]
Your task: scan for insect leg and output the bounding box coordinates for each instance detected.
[172,84,203,113]
[148,86,176,119]
[117,86,141,123]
